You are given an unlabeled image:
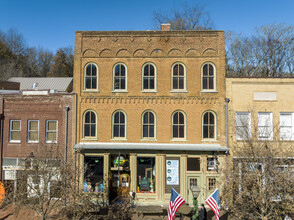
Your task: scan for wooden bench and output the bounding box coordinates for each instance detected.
[136,206,164,219]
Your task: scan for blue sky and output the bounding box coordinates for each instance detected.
[0,0,293,52]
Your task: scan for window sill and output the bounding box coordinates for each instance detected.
[111,138,128,141]
[201,90,218,93]
[141,90,157,93]
[81,138,98,141]
[140,138,157,141]
[9,141,21,143]
[201,139,218,142]
[83,90,99,93]
[46,141,58,144]
[28,141,39,144]
[170,90,188,93]
[112,90,128,93]
[171,139,188,142]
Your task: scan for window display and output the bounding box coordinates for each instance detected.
[84,156,104,192]
[137,157,155,193]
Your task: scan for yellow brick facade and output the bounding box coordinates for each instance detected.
[74,30,227,205]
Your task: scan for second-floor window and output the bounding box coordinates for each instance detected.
[83,111,97,138]
[113,63,127,91]
[142,111,156,139]
[172,111,186,139]
[84,63,98,91]
[258,112,273,140]
[46,120,58,143]
[142,63,156,91]
[10,120,21,143]
[112,111,126,139]
[202,63,216,91]
[203,111,216,139]
[236,112,251,140]
[172,63,186,91]
[280,113,294,140]
[28,120,39,143]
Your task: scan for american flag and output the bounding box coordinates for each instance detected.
[167,188,185,220]
[205,189,219,220]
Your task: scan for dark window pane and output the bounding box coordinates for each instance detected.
[91,125,95,136]
[209,78,214,89]
[203,126,208,138]
[187,158,200,171]
[179,113,184,124]
[150,78,154,89]
[144,66,148,76]
[85,125,90,136]
[86,78,91,89]
[149,125,154,137]
[121,78,125,89]
[173,65,178,76]
[173,126,178,138]
[209,64,214,76]
[203,64,208,76]
[143,125,148,137]
[209,126,214,138]
[120,125,125,137]
[121,65,125,76]
[150,65,154,76]
[179,78,184,89]
[114,125,119,137]
[86,65,91,76]
[149,112,154,123]
[203,77,208,89]
[144,78,148,89]
[91,112,95,123]
[179,64,184,76]
[204,113,208,124]
[114,78,119,89]
[179,125,184,137]
[92,78,97,89]
[119,112,125,123]
[114,112,119,123]
[143,113,148,123]
[173,78,178,89]
[174,112,179,124]
[85,112,90,123]
[92,65,97,76]
[209,113,214,124]
[115,65,120,76]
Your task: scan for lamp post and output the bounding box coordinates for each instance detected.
[190,185,201,220]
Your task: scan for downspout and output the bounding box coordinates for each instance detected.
[73,92,77,219]
[225,98,230,208]
[64,106,70,206]
[0,97,4,182]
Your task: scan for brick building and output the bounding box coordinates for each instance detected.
[74,25,228,205]
[0,78,74,193]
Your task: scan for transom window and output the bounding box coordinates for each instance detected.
[203,111,216,139]
[84,63,98,90]
[10,120,21,143]
[113,63,127,91]
[28,120,39,143]
[172,111,186,139]
[202,63,216,91]
[172,63,186,91]
[83,111,97,138]
[142,63,156,91]
[46,120,58,143]
[142,111,155,139]
[113,111,126,138]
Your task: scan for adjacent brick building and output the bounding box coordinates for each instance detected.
[74,25,228,205]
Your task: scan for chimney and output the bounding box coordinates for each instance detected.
[161,23,171,31]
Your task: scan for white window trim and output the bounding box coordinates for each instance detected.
[202,111,217,140]
[141,62,157,92]
[83,62,99,92]
[141,110,157,140]
[280,112,294,140]
[9,120,21,143]
[111,110,127,140]
[112,63,128,92]
[171,110,187,141]
[27,120,39,143]
[236,112,251,140]
[258,112,273,140]
[170,62,187,92]
[82,110,98,140]
[46,120,58,143]
[201,62,217,92]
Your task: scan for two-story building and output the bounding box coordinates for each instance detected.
[74,25,228,206]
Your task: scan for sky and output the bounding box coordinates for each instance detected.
[0,0,293,53]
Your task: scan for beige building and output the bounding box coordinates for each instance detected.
[73,25,228,206]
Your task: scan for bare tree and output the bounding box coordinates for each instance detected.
[153,4,213,30]
[226,24,294,77]
[223,111,294,219]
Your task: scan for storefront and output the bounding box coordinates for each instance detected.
[75,142,228,206]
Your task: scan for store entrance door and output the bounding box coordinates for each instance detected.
[186,175,202,206]
[110,171,130,202]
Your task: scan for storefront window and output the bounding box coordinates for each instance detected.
[84,156,104,193]
[137,157,156,193]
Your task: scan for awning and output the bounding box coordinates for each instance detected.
[74,142,228,152]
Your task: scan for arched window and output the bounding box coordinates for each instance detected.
[142,111,156,139]
[203,111,216,139]
[172,63,186,91]
[113,63,127,91]
[112,110,126,138]
[142,63,156,91]
[202,63,216,91]
[172,111,186,139]
[84,63,98,90]
[83,110,97,138]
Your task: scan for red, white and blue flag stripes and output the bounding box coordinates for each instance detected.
[167,188,185,220]
[205,188,220,220]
